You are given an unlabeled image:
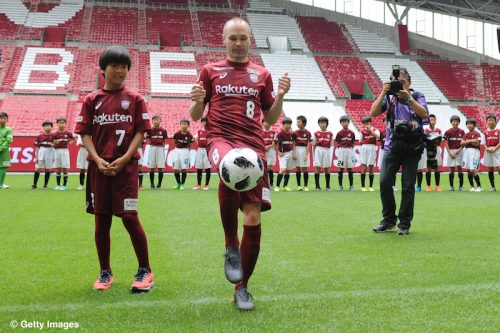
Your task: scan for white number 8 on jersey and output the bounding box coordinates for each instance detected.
[246,101,255,118]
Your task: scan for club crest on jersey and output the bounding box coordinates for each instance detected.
[121,100,130,110]
[249,73,259,83]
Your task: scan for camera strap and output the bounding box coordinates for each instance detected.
[387,95,398,131]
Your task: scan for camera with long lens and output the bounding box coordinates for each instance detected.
[424,132,442,169]
[388,65,404,95]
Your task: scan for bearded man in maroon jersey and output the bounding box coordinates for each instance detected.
[189,17,290,311]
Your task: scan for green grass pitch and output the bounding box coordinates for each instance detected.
[1,174,499,332]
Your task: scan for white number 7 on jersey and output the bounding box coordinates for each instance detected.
[116,130,125,146]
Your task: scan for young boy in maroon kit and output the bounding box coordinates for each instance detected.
[189,17,290,311]
[335,115,356,191]
[75,46,154,293]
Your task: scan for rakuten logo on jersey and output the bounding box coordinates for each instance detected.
[93,113,133,125]
[215,84,259,97]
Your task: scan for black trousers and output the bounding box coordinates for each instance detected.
[379,150,420,230]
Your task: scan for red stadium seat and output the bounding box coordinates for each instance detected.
[458,105,500,131]
[296,16,356,54]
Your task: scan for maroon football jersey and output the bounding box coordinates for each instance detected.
[74,86,151,160]
[174,130,193,148]
[196,129,208,148]
[424,127,442,148]
[379,129,386,147]
[34,133,54,147]
[313,131,333,148]
[464,130,481,149]
[484,129,500,147]
[360,127,377,145]
[53,130,74,149]
[148,127,167,146]
[335,129,355,148]
[199,59,275,158]
[262,129,276,147]
[443,127,465,149]
[274,130,295,153]
[294,129,312,147]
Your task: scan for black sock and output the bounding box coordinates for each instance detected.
[325,173,331,188]
[80,172,85,186]
[296,171,301,186]
[474,175,481,187]
[417,171,423,187]
[459,173,464,187]
[56,173,61,186]
[138,172,143,186]
[44,171,50,186]
[449,173,454,187]
[63,172,68,186]
[158,171,164,187]
[181,172,187,184]
[338,171,343,186]
[425,172,431,186]
[314,173,320,188]
[268,170,274,186]
[197,169,202,186]
[489,171,495,187]
[149,171,155,186]
[468,174,474,187]
[33,171,40,186]
[284,174,290,187]
[435,172,440,186]
[205,169,211,185]
[361,173,366,187]
[348,171,353,187]
[276,173,283,187]
[174,172,180,184]
[369,174,374,187]
[303,172,309,186]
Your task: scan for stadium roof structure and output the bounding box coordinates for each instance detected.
[379,0,500,24]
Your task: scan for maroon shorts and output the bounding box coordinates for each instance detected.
[86,160,139,216]
[207,139,271,212]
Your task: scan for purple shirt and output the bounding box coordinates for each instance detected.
[380,91,428,151]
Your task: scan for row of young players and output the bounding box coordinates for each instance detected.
[30,116,213,190]
[265,113,500,192]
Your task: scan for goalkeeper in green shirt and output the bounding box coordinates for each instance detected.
[0,112,13,189]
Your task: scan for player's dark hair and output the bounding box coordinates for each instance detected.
[486,113,497,122]
[428,114,436,120]
[466,118,476,126]
[296,115,307,126]
[42,120,53,126]
[282,117,292,124]
[0,112,8,119]
[201,116,207,122]
[318,116,329,126]
[450,115,460,123]
[361,115,371,124]
[99,46,132,72]
[180,118,190,125]
[56,117,66,123]
[152,115,161,120]
[339,115,350,123]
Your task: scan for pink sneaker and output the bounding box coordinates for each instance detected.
[203,185,209,190]
[131,268,154,293]
[93,270,114,291]
[192,185,201,190]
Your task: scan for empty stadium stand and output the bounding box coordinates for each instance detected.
[346,25,398,54]
[147,98,199,135]
[146,9,194,46]
[198,11,238,48]
[458,105,500,131]
[90,6,138,44]
[296,16,355,54]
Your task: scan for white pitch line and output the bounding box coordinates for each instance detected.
[1,283,499,313]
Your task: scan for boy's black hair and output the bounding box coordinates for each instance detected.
[318,116,329,126]
[56,117,66,123]
[296,115,307,126]
[201,115,207,122]
[485,113,497,122]
[465,118,476,126]
[450,115,461,123]
[42,120,53,126]
[99,46,132,72]
[152,115,161,120]
[0,112,8,119]
[282,117,292,124]
[180,118,190,125]
[361,115,371,124]
[428,114,436,119]
[339,115,350,123]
